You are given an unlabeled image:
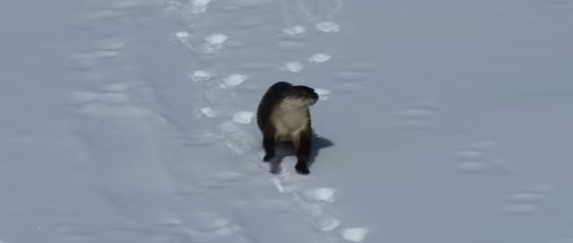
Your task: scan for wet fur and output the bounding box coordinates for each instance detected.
[256,81,319,175]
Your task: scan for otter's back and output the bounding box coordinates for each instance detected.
[256,82,294,131]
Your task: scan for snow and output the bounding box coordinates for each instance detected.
[190,70,213,82]
[232,111,255,125]
[279,62,304,73]
[282,25,306,35]
[174,31,191,42]
[342,228,369,243]
[308,53,332,63]
[198,106,219,118]
[221,73,249,88]
[304,188,338,203]
[203,33,229,53]
[2,0,573,242]
[315,88,332,101]
[315,21,341,33]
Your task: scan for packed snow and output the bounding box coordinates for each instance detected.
[1,0,573,242]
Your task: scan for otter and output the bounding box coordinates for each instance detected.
[256,81,319,175]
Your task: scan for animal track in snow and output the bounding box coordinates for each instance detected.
[190,0,211,13]
[342,228,370,242]
[190,70,213,82]
[232,111,254,124]
[303,188,337,203]
[280,62,304,73]
[308,53,331,63]
[314,216,340,232]
[503,184,551,215]
[273,174,341,232]
[398,109,435,129]
[173,31,194,50]
[453,141,512,175]
[315,21,340,33]
[203,34,228,53]
[396,101,441,130]
[220,74,249,88]
[282,26,307,35]
[175,31,191,41]
[206,33,227,43]
[70,50,121,68]
[272,174,306,194]
[196,106,220,118]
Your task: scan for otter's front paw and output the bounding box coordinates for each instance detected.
[295,162,310,175]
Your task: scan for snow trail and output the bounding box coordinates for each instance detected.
[64,0,369,241]
[155,0,371,242]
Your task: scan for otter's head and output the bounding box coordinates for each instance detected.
[277,85,319,110]
[291,85,319,106]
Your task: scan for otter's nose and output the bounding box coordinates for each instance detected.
[311,96,319,105]
[311,92,319,100]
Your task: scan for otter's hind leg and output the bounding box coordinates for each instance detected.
[262,127,277,162]
[293,128,312,175]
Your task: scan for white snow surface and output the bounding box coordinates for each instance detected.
[342,228,369,243]
[1,0,573,242]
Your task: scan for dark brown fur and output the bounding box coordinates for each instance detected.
[256,81,319,175]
